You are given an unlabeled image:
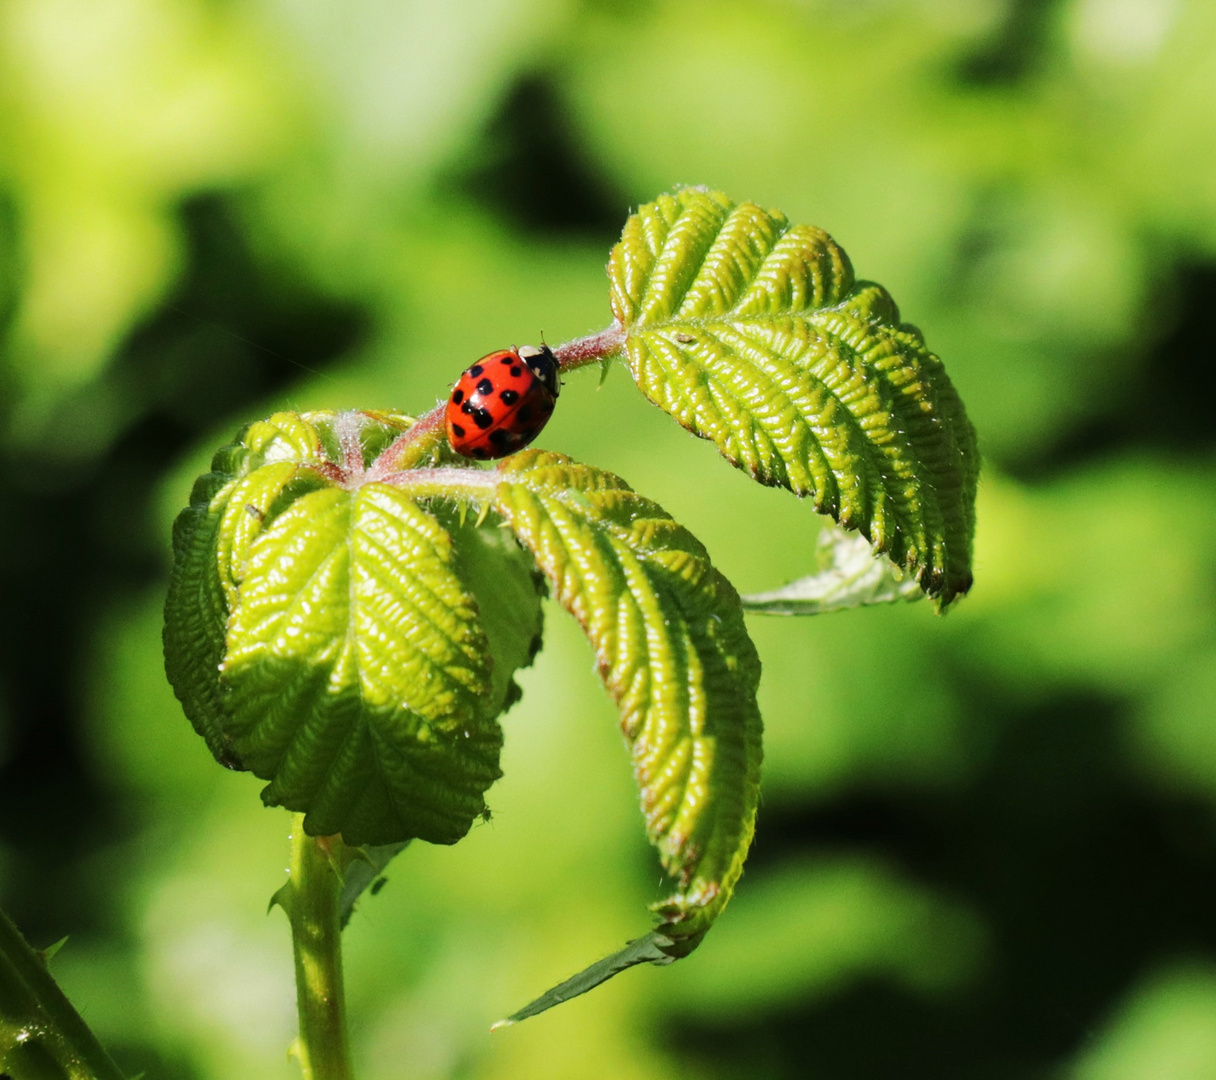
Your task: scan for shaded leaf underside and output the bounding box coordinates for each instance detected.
[742,523,923,615]
[609,188,978,607]
[164,469,239,767]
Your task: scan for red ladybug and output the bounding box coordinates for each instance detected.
[445,344,560,460]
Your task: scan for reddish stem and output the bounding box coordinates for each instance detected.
[553,322,626,372]
[367,403,447,480]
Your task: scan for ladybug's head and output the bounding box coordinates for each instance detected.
[518,344,560,398]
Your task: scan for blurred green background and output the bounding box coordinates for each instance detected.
[2,0,1216,1077]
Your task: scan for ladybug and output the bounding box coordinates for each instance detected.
[445,344,561,460]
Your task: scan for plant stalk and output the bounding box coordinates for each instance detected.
[553,322,625,371]
[0,904,127,1080]
[284,815,356,1080]
[374,406,448,475]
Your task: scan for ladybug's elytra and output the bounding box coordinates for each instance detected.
[445,344,560,460]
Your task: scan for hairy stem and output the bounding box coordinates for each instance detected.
[372,406,448,476]
[284,816,356,1080]
[0,905,127,1080]
[554,322,626,371]
[379,465,498,500]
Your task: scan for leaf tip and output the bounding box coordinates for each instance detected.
[497,931,676,1026]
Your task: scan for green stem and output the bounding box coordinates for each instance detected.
[0,905,126,1080]
[284,815,356,1080]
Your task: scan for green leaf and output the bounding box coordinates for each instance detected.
[492,449,763,1011]
[163,411,542,847]
[164,467,244,767]
[742,523,923,615]
[164,411,382,767]
[608,187,978,608]
[337,842,410,930]
[222,481,500,845]
[439,510,546,720]
[492,931,675,1029]
[327,513,547,922]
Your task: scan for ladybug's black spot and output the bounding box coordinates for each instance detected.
[451,388,464,405]
[500,388,519,405]
[473,447,489,459]
[477,378,494,395]
[518,405,533,422]
[461,400,474,415]
[510,366,523,377]
[469,364,484,377]
[451,423,466,438]
[490,429,512,447]
[501,356,513,365]
[473,408,493,430]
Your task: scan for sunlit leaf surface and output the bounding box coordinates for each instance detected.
[610,188,978,607]
[164,412,543,846]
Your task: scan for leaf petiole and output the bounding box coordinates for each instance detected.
[371,405,448,475]
[553,323,625,373]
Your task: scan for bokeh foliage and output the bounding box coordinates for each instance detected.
[1,1,1216,1078]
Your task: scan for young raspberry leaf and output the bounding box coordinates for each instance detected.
[608,188,978,608]
[164,411,537,848]
[221,483,500,845]
[491,449,763,1019]
[742,523,923,615]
